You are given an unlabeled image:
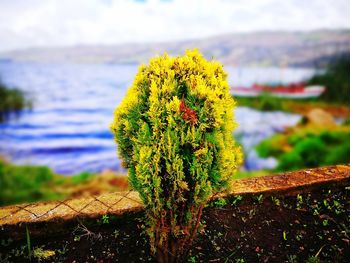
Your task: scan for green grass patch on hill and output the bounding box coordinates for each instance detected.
[307,56,350,105]
[0,159,94,206]
[235,93,287,111]
[256,128,350,172]
[0,81,32,122]
[0,159,132,206]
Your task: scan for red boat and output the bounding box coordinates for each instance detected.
[231,83,326,99]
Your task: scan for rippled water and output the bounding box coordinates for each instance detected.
[0,62,312,174]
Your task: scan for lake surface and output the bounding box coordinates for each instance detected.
[0,62,313,174]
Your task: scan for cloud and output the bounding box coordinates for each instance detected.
[0,0,349,52]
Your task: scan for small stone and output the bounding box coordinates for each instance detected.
[303,108,336,127]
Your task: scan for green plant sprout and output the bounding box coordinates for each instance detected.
[287,254,298,263]
[26,226,31,260]
[283,231,287,241]
[113,229,120,239]
[295,233,303,241]
[188,256,196,263]
[33,247,55,262]
[231,195,243,205]
[271,196,281,206]
[296,194,303,209]
[255,194,264,203]
[212,198,227,207]
[111,49,242,262]
[102,215,110,224]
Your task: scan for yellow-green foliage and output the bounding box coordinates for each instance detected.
[33,247,55,261]
[111,49,242,259]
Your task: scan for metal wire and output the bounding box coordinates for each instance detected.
[0,190,144,223]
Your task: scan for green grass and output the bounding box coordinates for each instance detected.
[307,56,350,105]
[0,160,94,206]
[235,93,291,112]
[0,158,130,206]
[256,128,350,172]
[0,81,32,122]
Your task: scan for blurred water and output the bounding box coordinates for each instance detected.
[0,62,310,174]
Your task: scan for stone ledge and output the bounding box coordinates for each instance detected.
[1,165,349,227]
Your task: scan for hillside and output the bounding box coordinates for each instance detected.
[1,30,350,67]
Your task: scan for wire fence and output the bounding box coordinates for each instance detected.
[0,190,144,225]
[1,165,349,226]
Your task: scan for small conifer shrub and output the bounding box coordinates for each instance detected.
[111,49,242,262]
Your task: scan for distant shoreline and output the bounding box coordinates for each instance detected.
[1,29,349,68]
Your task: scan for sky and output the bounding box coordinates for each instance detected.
[0,0,350,52]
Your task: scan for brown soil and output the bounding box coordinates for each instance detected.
[1,185,349,263]
[287,102,350,118]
